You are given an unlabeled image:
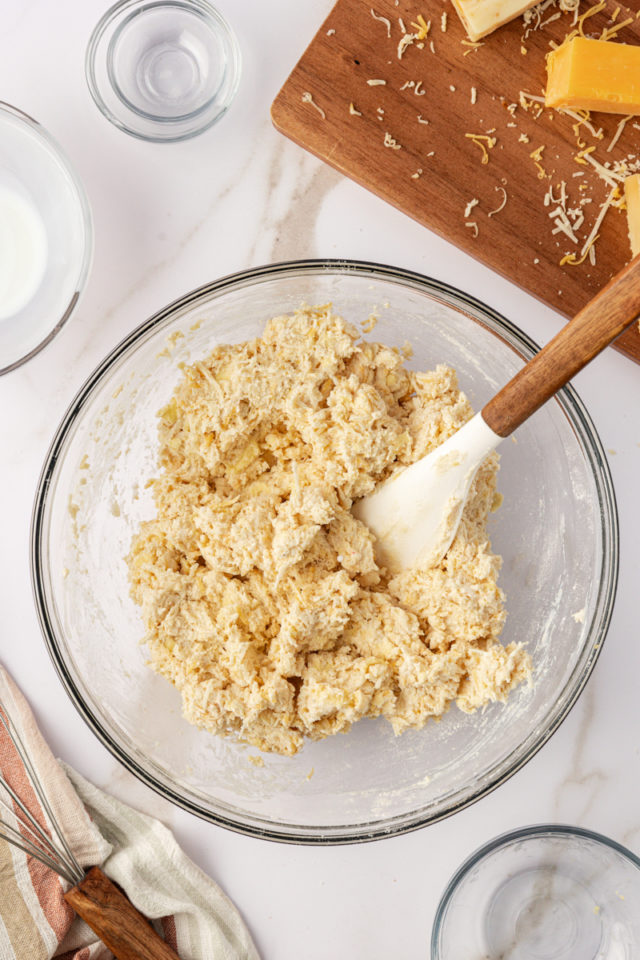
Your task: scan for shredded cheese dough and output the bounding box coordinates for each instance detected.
[128,307,530,756]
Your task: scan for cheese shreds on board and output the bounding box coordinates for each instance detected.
[558,107,604,144]
[600,14,635,41]
[522,0,580,40]
[465,132,497,164]
[451,0,542,42]
[367,79,387,86]
[546,38,640,115]
[488,186,508,217]
[561,184,619,266]
[301,92,325,119]
[384,131,402,149]
[370,8,392,36]
[624,174,640,256]
[398,31,417,58]
[411,14,431,38]
[607,116,632,153]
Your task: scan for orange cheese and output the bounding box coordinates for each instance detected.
[546,38,640,114]
[624,174,640,257]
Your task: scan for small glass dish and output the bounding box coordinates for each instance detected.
[85,0,241,142]
[0,103,92,375]
[432,824,640,959]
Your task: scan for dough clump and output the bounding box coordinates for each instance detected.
[128,306,530,756]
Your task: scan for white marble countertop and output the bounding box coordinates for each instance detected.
[2,1,640,957]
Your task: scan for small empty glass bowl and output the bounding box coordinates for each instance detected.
[85,0,241,141]
[0,103,92,375]
[432,825,640,959]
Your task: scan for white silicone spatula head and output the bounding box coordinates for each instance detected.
[353,256,640,573]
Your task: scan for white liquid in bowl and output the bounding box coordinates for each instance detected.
[0,183,48,321]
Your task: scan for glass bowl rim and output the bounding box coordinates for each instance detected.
[0,101,93,376]
[84,0,242,143]
[30,258,619,844]
[431,822,640,957]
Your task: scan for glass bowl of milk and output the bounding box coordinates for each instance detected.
[0,102,92,374]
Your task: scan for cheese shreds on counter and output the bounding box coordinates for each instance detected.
[451,0,541,42]
[624,174,640,256]
[128,307,530,756]
[546,37,640,115]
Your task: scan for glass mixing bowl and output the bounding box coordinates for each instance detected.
[31,260,617,843]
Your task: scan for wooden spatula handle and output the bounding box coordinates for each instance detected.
[64,866,181,960]
[482,255,640,437]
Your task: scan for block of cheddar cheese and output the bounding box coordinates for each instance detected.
[546,37,640,114]
[625,175,640,258]
[451,0,541,41]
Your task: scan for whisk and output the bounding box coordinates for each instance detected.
[0,703,180,960]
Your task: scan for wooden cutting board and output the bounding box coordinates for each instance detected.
[271,0,640,363]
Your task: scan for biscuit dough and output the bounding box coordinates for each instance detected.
[128,305,531,756]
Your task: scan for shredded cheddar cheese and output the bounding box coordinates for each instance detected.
[411,13,431,38]
[465,133,496,164]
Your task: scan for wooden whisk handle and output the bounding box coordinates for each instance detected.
[64,867,181,960]
[482,254,640,437]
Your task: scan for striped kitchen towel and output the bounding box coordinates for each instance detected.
[0,665,260,960]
